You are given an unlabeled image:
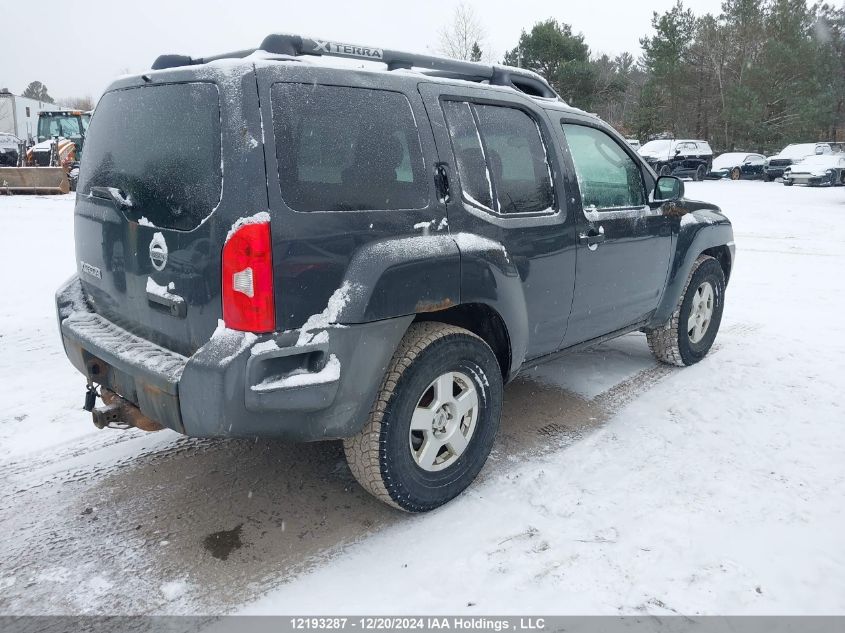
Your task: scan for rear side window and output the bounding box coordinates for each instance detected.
[272,83,428,212]
[441,101,494,209]
[79,83,221,231]
[442,100,554,214]
[561,123,646,210]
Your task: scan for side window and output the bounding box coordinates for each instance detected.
[472,104,554,214]
[561,123,646,210]
[271,83,428,212]
[441,101,494,209]
[748,155,765,165]
[442,100,554,214]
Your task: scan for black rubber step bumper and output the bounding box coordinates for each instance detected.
[56,275,413,441]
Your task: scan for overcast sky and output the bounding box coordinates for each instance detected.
[1,0,725,100]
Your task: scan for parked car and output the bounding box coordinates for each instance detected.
[706,152,766,180]
[55,34,735,512]
[764,142,833,181]
[0,132,22,166]
[782,154,845,187]
[638,139,714,180]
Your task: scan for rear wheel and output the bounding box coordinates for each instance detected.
[730,167,741,180]
[694,164,706,181]
[659,164,672,176]
[646,255,725,367]
[344,322,503,512]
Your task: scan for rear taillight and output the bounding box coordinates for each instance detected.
[222,221,275,333]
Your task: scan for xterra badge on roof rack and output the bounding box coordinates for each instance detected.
[312,40,383,59]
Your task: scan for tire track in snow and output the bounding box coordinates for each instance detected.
[0,328,738,615]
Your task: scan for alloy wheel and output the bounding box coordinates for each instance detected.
[408,371,479,472]
[688,281,715,344]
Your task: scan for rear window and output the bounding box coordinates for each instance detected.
[78,83,222,231]
[271,83,428,212]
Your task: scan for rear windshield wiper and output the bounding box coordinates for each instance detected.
[89,186,135,211]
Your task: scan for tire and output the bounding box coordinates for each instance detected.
[68,167,79,192]
[730,167,741,180]
[344,322,503,512]
[659,164,672,176]
[694,164,706,181]
[764,173,774,182]
[783,179,793,186]
[646,255,725,367]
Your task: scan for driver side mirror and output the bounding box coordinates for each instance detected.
[654,175,684,202]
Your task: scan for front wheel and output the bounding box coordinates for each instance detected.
[730,167,741,180]
[659,164,672,176]
[646,255,725,367]
[344,322,503,512]
[695,164,706,181]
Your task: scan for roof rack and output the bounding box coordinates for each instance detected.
[152,33,561,100]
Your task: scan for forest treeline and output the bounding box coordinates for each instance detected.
[464,0,845,152]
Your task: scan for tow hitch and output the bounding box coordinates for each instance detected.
[85,386,164,432]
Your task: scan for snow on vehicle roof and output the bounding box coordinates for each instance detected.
[0,133,21,149]
[120,49,589,118]
[791,154,845,167]
[639,139,674,152]
[712,152,755,169]
[774,143,824,159]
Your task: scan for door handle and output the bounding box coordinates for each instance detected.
[578,225,605,250]
[434,163,450,203]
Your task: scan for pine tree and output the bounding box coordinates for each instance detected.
[503,19,595,108]
[22,81,54,103]
[470,41,482,62]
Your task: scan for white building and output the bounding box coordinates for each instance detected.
[0,93,49,143]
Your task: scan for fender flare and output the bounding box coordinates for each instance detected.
[335,232,530,379]
[652,211,734,326]
[337,234,461,324]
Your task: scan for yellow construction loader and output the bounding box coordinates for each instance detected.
[0,110,90,194]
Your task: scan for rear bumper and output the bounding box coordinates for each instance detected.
[57,275,411,441]
[783,174,830,186]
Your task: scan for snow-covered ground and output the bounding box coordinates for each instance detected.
[0,181,843,615]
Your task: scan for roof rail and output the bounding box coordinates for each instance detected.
[151,33,561,100]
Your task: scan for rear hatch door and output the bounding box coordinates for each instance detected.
[73,64,268,355]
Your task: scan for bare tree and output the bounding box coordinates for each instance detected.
[438,2,490,61]
[57,96,96,111]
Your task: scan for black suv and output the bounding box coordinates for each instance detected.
[638,139,714,180]
[56,35,735,512]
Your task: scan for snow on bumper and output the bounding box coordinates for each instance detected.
[784,173,832,186]
[56,275,412,440]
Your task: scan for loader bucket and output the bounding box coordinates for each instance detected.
[0,167,70,195]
